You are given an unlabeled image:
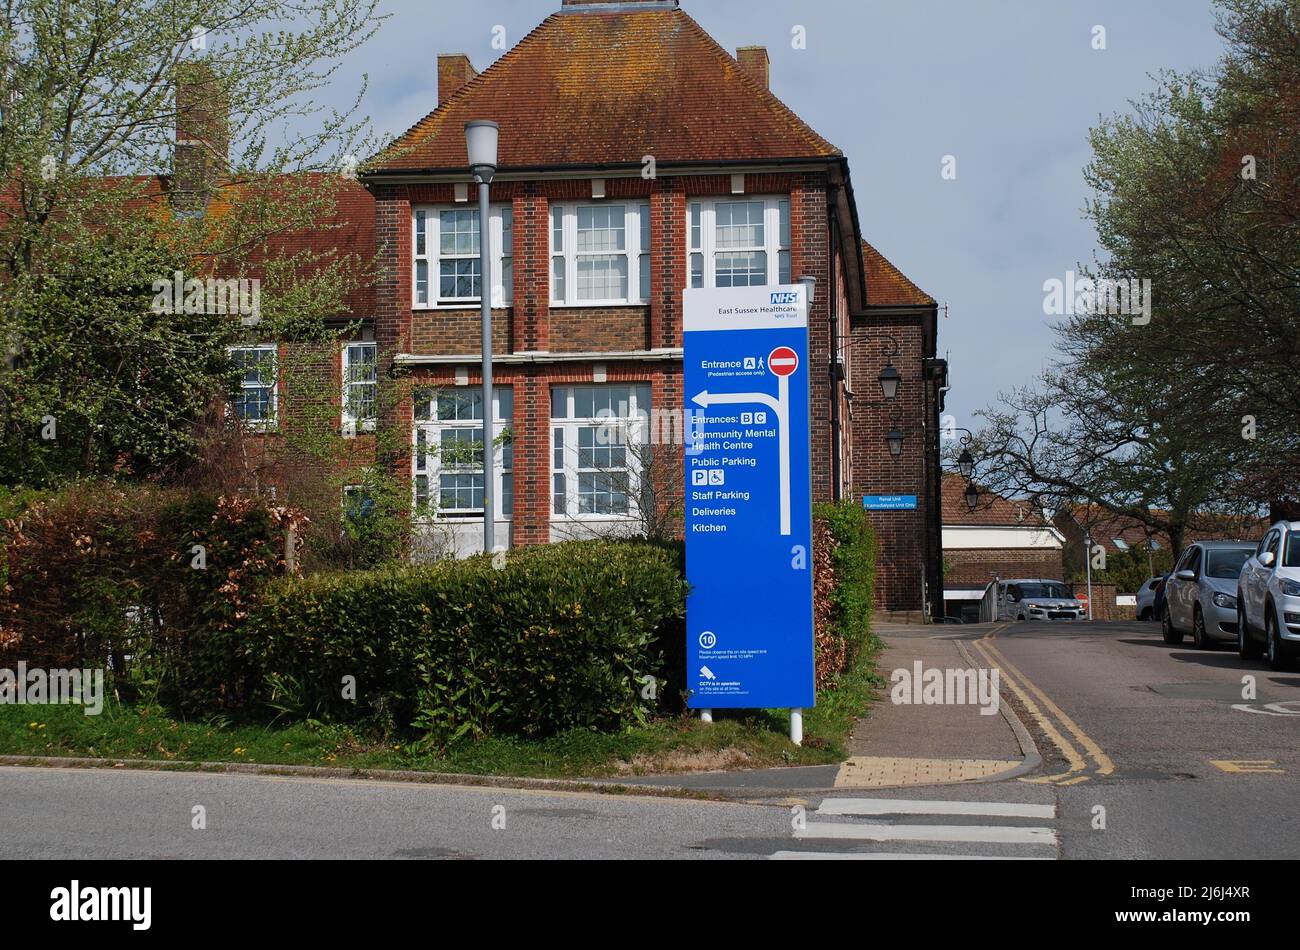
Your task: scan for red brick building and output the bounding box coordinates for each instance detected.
[941,475,1065,621]
[217,0,945,610]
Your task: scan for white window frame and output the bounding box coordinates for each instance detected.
[413,205,513,309]
[412,387,513,523]
[549,201,651,307]
[342,341,377,435]
[550,384,651,521]
[688,196,791,290]
[228,344,277,429]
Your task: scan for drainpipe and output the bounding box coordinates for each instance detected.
[827,185,841,502]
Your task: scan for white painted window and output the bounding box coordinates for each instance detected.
[413,206,513,308]
[550,384,650,519]
[549,202,651,306]
[229,345,277,427]
[342,342,377,434]
[688,197,790,289]
[413,387,513,521]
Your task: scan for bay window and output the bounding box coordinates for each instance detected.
[550,202,651,305]
[413,206,513,308]
[551,384,650,519]
[413,387,513,521]
[688,197,791,289]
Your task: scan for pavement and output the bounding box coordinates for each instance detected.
[619,620,1038,797]
[4,618,1300,859]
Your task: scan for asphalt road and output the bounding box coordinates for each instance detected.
[3,619,1297,860]
[973,618,1300,859]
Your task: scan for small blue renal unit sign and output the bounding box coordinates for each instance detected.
[863,494,918,511]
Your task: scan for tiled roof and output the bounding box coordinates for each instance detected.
[1055,505,1266,551]
[42,173,378,318]
[942,473,1053,528]
[374,8,841,172]
[213,175,377,317]
[862,240,934,307]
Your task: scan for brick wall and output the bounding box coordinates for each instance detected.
[791,173,832,503]
[411,308,512,355]
[944,548,1066,588]
[849,317,929,610]
[550,306,649,352]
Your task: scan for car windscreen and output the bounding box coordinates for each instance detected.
[1019,583,1070,599]
[1205,548,1253,578]
[1287,532,1300,568]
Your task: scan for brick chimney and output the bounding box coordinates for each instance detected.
[438,54,478,105]
[736,46,769,90]
[173,62,229,217]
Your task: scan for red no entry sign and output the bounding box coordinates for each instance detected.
[769,346,799,377]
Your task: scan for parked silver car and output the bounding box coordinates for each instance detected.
[1135,576,1162,621]
[1161,541,1255,648]
[999,580,1085,622]
[1237,521,1300,670]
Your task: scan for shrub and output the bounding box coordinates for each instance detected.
[0,481,303,708]
[813,502,878,682]
[240,540,688,741]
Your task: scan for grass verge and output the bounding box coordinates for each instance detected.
[0,637,881,780]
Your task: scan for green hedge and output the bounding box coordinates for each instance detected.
[240,540,689,742]
[0,482,300,710]
[814,502,878,667]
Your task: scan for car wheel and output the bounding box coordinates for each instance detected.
[1266,609,1293,672]
[1161,603,1183,644]
[1239,603,1262,660]
[1192,606,1211,650]
[1138,607,1151,621]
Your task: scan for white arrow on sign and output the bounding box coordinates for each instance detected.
[691,377,793,536]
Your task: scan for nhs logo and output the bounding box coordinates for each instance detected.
[770,291,800,305]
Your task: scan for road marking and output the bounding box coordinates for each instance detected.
[979,633,1116,778]
[1209,759,1286,774]
[771,851,1053,861]
[1231,701,1300,717]
[817,798,1055,819]
[793,822,1057,845]
[775,793,1060,860]
[969,638,1088,784]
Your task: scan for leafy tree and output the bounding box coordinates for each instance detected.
[970,0,1300,555]
[0,0,385,489]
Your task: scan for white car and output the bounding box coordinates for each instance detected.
[1135,576,1162,621]
[997,579,1085,622]
[1237,521,1300,670]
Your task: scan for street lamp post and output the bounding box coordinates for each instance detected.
[466,120,499,556]
[1084,535,1095,621]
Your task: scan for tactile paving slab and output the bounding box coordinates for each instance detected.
[834,756,1019,788]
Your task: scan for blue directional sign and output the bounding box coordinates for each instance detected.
[683,285,815,710]
[863,494,918,511]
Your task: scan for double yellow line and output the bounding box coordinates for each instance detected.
[970,625,1114,786]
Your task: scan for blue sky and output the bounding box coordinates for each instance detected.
[319,0,1228,424]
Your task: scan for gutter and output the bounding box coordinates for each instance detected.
[362,157,839,186]
[393,348,683,367]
